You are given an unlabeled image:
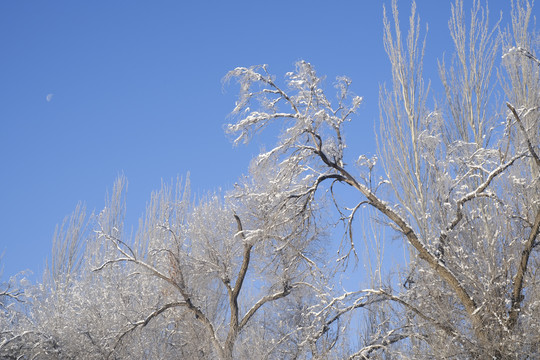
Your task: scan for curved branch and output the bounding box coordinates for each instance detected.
[109,301,186,358]
[504,47,540,66]
[312,149,484,333]
[347,201,369,245]
[0,286,24,304]
[348,331,409,360]
[94,256,220,355]
[438,153,525,251]
[310,291,382,344]
[239,285,293,330]
[366,289,459,338]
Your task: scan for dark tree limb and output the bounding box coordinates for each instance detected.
[508,208,540,329]
[507,102,540,168]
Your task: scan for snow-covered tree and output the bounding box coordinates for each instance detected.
[0,264,31,359]
[3,1,538,359]
[11,168,337,359]
[225,0,539,358]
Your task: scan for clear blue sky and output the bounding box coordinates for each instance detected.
[0,1,508,281]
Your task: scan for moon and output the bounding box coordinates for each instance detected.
[46,94,54,102]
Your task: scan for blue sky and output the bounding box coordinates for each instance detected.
[0,1,508,281]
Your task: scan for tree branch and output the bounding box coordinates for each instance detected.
[348,331,409,360]
[438,153,525,251]
[95,253,221,357]
[503,47,540,66]
[508,208,540,329]
[0,286,24,305]
[225,214,254,353]
[110,301,186,358]
[366,289,458,338]
[312,148,485,335]
[308,291,380,344]
[506,102,540,168]
[239,285,293,330]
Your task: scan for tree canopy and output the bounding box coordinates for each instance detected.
[1,0,539,359]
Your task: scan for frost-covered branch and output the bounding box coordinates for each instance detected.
[226,60,483,338]
[305,290,383,345]
[438,153,526,250]
[110,301,186,358]
[93,244,221,355]
[239,284,294,330]
[0,286,24,305]
[364,289,458,338]
[503,46,540,66]
[0,331,35,351]
[348,331,409,360]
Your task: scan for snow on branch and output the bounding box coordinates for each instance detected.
[0,286,24,305]
[225,61,361,171]
[502,46,540,66]
[110,302,186,358]
[348,331,409,360]
[439,152,526,247]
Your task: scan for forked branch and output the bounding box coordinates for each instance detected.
[225,214,254,351]
[109,301,186,358]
